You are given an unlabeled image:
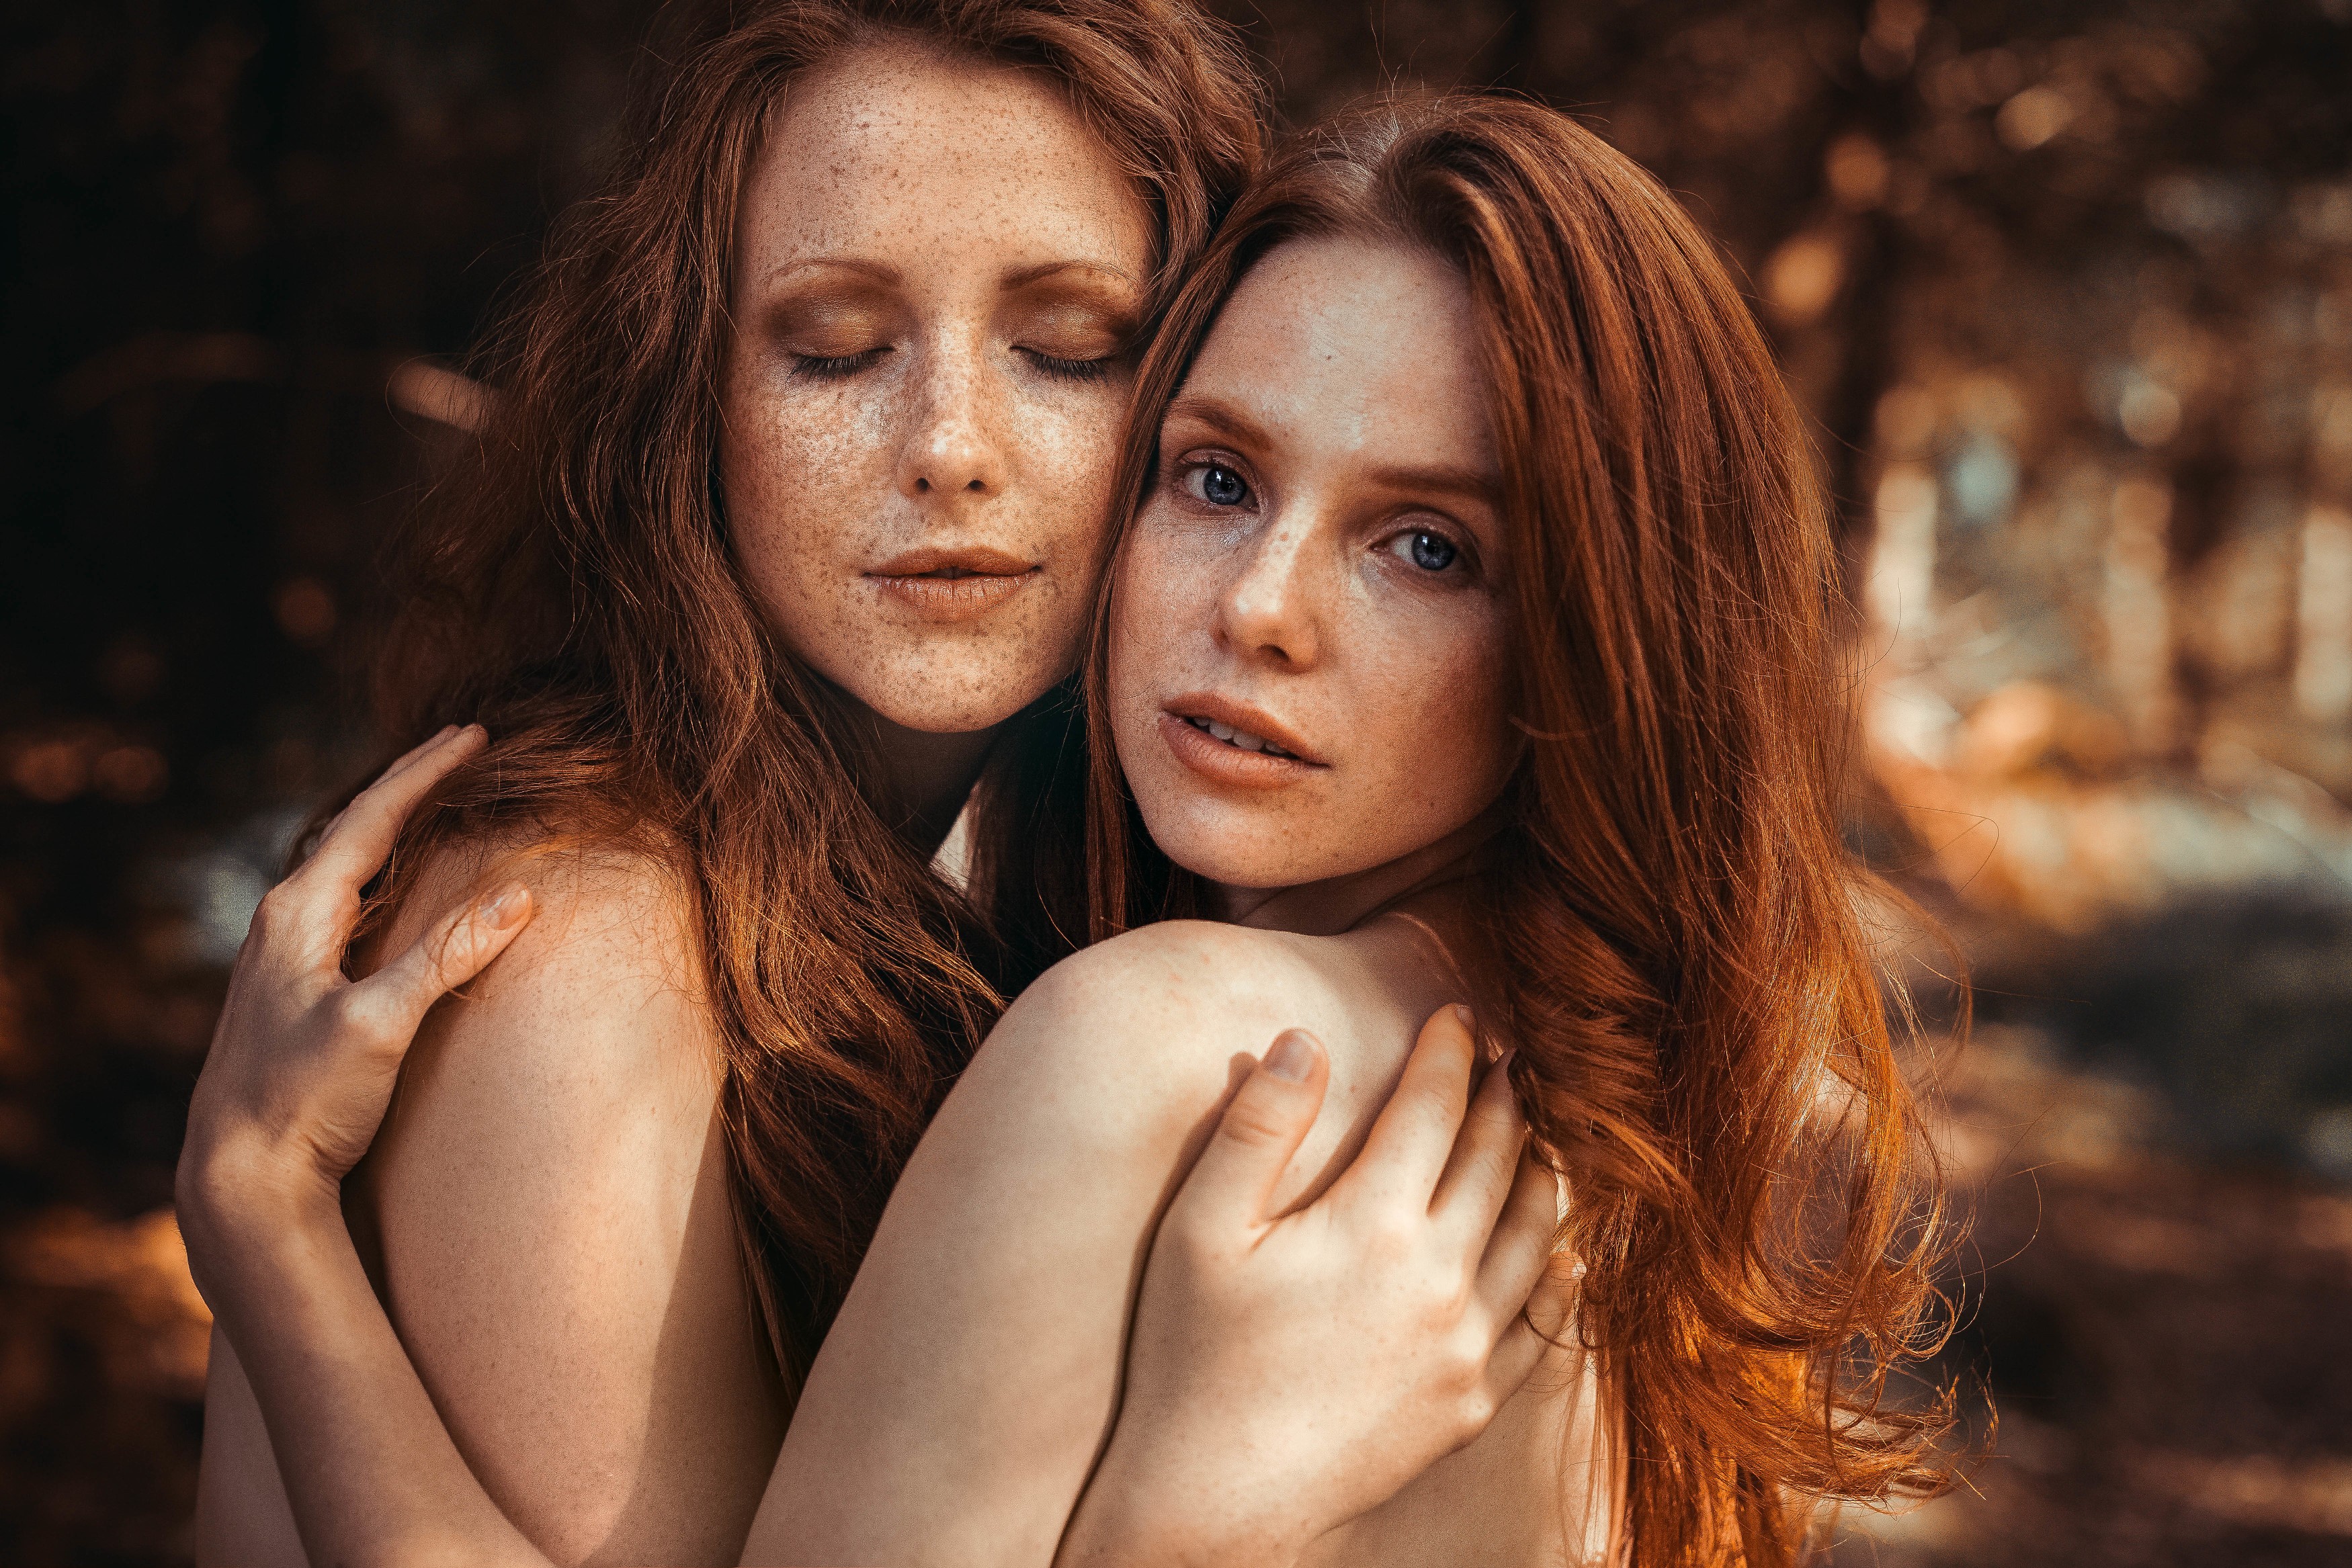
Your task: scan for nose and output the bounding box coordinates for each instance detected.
[1216,508,1324,669]
[894,338,1007,505]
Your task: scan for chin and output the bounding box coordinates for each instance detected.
[1140,805,1331,890]
[848,657,1068,735]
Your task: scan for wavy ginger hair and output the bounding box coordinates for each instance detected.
[1071,97,1964,1565]
[336,0,1265,1391]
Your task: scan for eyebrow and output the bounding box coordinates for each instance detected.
[761,257,900,290]
[1162,393,1503,509]
[1002,259,1139,291]
[1163,392,1272,451]
[759,257,1137,291]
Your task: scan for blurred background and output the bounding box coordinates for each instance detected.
[3,0,2348,1561]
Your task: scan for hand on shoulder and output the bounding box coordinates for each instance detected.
[983,919,1343,1141]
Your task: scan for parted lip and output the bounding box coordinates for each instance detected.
[1161,691,1328,767]
[866,546,1038,578]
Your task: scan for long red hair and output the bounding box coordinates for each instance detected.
[332,0,1265,1391]
[1070,97,1964,1565]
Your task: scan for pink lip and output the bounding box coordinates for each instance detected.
[866,546,1040,622]
[1157,693,1327,790]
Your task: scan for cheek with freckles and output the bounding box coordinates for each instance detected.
[718,366,1124,733]
[1317,609,1517,867]
[721,372,897,670]
[1106,524,1519,890]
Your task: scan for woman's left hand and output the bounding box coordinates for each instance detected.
[176,724,534,1276]
[1058,1006,1575,1567]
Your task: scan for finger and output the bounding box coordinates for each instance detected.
[1430,1045,1528,1244]
[1481,1315,1549,1409]
[1169,1030,1330,1233]
[296,726,460,865]
[1335,1004,1478,1211]
[351,880,534,1043]
[376,724,464,785]
[302,724,487,891]
[1478,1184,1585,1409]
[1471,1151,1567,1337]
[300,722,465,873]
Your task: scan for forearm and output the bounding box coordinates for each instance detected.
[1055,1450,1304,1568]
[195,1327,308,1567]
[192,1174,550,1568]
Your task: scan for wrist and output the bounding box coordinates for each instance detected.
[175,1133,345,1294]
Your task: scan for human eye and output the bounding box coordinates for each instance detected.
[1380,523,1468,576]
[1017,347,1116,383]
[790,346,890,380]
[1009,289,1134,386]
[1177,459,1254,511]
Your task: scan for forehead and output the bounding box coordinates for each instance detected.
[737,44,1152,279]
[1182,237,1493,473]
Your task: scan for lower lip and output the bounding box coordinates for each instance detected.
[867,570,1039,621]
[1157,712,1320,791]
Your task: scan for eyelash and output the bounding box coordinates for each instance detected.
[791,349,886,380]
[1381,525,1471,578]
[792,347,1114,383]
[1176,459,1472,579]
[1174,457,1255,511]
[1021,348,1115,382]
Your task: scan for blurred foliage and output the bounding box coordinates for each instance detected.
[1,0,2347,1562]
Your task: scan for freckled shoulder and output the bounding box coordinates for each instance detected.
[346,834,775,1564]
[1023,917,1345,1053]
[958,919,1393,1153]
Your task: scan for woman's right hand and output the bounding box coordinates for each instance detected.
[1060,1007,1578,1567]
[175,724,534,1279]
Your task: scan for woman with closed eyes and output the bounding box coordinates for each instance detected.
[180,3,1568,1564]
[183,89,1962,1568]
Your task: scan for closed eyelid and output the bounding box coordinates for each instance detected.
[765,291,898,336]
[1007,300,1132,358]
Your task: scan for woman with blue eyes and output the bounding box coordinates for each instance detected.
[176,5,1573,1565]
[179,56,1959,1568]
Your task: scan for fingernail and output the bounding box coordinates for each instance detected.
[480,882,530,928]
[1264,1030,1316,1082]
[431,724,459,742]
[1449,1003,1475,1031]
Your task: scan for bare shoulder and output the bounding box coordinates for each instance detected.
[1005,921,1348,1084]
[364,836,717,1141]
[351,836,779,1562]
[1021,918,1334,1030]
[352,832,724,1271]
[970,918,1447,1175]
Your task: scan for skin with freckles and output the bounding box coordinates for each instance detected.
[750,236,1611,1567]
[722,44,1152,736]
[1111,238,1523,911]
[197,42,1168,1568]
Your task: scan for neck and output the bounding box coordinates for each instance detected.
[857,709,1004,856]
[1209,810,1504,938]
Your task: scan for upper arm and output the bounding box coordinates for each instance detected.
[196,1326,308,1568]
[355,851,783,1567]
[744,922,1366,1568]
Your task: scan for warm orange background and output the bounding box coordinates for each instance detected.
[5,3,2348,1562]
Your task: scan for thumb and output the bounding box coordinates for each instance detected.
[355,881,534,1043]
[1173,1029,1329,1231]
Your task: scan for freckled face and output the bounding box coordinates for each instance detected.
[721,46,1152,732]
[1108,238,1520,890]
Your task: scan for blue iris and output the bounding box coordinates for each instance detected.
[1202,465,1247,506]
[1409,532,1456,571]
